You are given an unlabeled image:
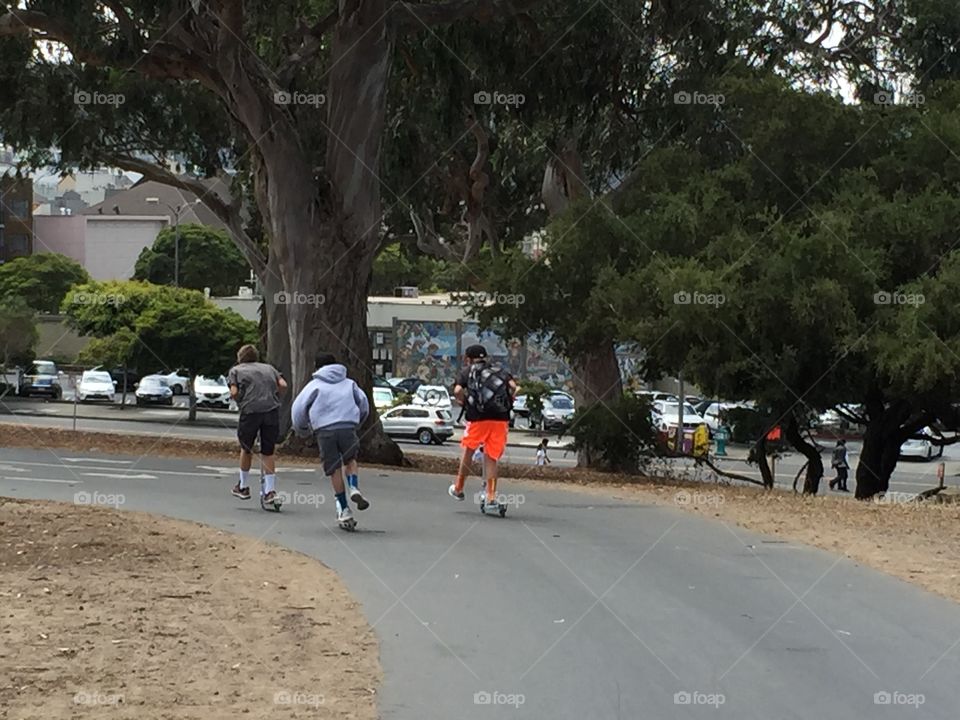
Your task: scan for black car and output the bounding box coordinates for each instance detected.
[109,367,141,393]
[19,360,62,399]
[392,377,424,395]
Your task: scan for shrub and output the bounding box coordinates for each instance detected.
[568,394,657,473]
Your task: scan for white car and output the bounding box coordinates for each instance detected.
[194,375,231,408]
[135,375,174,406]
[77,370,116,402]
[651,400,707,433]
[900,427,944,461]
[381,404,455,445]
[156,368,190,395]
[412,384,452,408]
[373,386,396,410]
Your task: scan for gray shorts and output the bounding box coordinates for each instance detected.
[316,427,360,476]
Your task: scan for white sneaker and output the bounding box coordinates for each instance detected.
[448,484,465,501]
[337,505,354,523]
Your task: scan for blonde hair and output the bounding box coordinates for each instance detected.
[236,344,259,363]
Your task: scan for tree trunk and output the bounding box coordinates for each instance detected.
[855,412,905,499]
[120,363,128,410]
[754,435,775,488]
[260,247,293,437]
[784,415,823,495]
[570,342,623,468]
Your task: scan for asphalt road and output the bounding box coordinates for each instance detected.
[1,447,958,719]
[2,398,954,490]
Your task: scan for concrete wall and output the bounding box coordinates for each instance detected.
[212,295,470,326]
[34,315,89,361]
[33,215,86,264]
[84,216,167,280]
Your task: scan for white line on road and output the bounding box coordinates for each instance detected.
[0,464,27,472]
[0,459,220,478]
[81,473,157,480]
[62,458,132,464]
[2,476,79,485]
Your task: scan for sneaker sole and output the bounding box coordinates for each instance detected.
[232,491,251,500]
[350,493,370,511]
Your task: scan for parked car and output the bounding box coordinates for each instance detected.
[77,370,116,402]
[900,427,944,461]
[388,377,424,395]
[373,386,396,410]
[108,367,140,393]
[540,394,575,431]
[135,375,174,406]
[381,404,455,444]
[19,360,62,399]
[156,369,190,395]
[412,384,453,408]
[635,390,679,403]
[650,400,707,434]
[194,375,231,408]
[513,390,574,420]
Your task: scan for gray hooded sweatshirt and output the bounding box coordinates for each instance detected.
[291,364,370,435]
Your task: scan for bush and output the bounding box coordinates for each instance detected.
[568,394,657,473]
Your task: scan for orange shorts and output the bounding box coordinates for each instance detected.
[460,420,509,460]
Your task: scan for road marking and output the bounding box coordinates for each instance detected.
[2,476,79,485]
[0,459,219,478]
[62,458,132,464]
[81,473,157,480]
[0,464,27,472]
[197,465,316,474]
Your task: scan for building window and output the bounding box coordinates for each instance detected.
[7,234,29,256]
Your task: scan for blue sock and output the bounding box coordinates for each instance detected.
[335,491,348,510]
[347,474,358,490]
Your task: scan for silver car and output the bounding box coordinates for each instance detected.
[381,404,455,445]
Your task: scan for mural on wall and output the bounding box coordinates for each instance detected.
[393,321,459,386]
[392,323,639,394]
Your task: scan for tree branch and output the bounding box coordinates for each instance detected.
[281,10,338,79]
[390,0,545,31]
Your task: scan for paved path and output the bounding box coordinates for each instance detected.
[1,447,958,719]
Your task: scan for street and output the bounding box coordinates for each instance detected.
[2,396,954,492]
[0,447,957,719]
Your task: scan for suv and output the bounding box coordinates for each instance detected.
[381,405,455,445]
[19,360,62,399]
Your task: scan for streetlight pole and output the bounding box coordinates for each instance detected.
[173,206,181,287]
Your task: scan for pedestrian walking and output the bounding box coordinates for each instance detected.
[536,438,551,466]
[829,439,850,492]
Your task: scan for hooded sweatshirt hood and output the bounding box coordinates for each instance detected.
[291,363,369,434]
[315,364,347,383]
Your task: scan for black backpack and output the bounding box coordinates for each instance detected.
[466,362,512,417]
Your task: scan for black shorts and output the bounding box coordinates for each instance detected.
[237,408,280,456]
[316,427,360,476]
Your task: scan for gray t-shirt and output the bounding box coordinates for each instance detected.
[227,361,281,414]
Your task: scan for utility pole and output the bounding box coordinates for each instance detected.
[676,371,685,453]
[174,205,181,287]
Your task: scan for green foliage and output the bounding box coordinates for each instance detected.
[568,394,656,474]
[518,379,551,418]
[0,299,38,368]
[0,253,90,314]
[133,224,251,296]
[63,281,256,377]
[371,243,453,295]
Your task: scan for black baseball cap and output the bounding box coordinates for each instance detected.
[465,344,487,359]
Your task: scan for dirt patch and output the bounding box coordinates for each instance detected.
[0,498,380,719]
